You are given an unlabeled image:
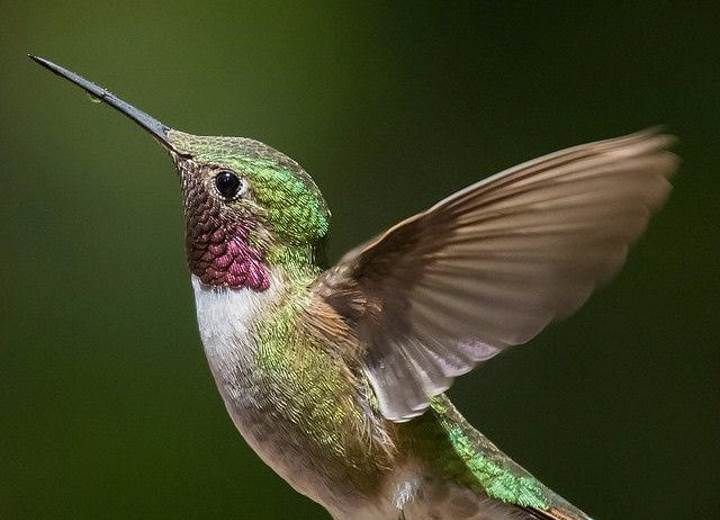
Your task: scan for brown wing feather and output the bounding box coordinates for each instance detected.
[315,129,678,421]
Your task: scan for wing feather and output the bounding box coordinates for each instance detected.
[315,129,678,421]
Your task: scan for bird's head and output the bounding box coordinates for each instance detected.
[31,56,330,291]
[168,132,330,290]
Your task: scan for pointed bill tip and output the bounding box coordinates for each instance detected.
[29,55,63,76]
[29,55,91,87]
[29,54,181,154]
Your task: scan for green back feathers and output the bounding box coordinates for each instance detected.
[403,395,551,510]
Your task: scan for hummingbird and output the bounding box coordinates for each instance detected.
[31,55,677,520]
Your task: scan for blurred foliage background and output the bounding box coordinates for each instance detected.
[1,2,718,519]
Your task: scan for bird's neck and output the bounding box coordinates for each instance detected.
[190,250,318,360]
[265,242,323,282]
[186,212,320,291]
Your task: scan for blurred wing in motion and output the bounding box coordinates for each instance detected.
[314,130,678,421]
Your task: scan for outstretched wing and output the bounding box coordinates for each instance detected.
[314,130,678,421]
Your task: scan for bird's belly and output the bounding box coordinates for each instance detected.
[200,335,380,514]
[202,343,325,497]
[208,359,392,515]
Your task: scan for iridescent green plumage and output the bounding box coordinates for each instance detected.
[418,397,550,509]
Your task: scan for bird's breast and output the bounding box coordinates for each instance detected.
[189,274,392,511]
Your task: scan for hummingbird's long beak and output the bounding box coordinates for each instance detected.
[29,55,181,154]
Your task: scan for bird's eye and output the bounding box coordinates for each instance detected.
[214,170,243,200]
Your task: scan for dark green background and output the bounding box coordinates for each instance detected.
[2,2,718,519]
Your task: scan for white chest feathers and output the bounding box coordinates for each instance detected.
[190,274,280,364]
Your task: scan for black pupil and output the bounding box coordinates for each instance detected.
[215,171,241,199]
